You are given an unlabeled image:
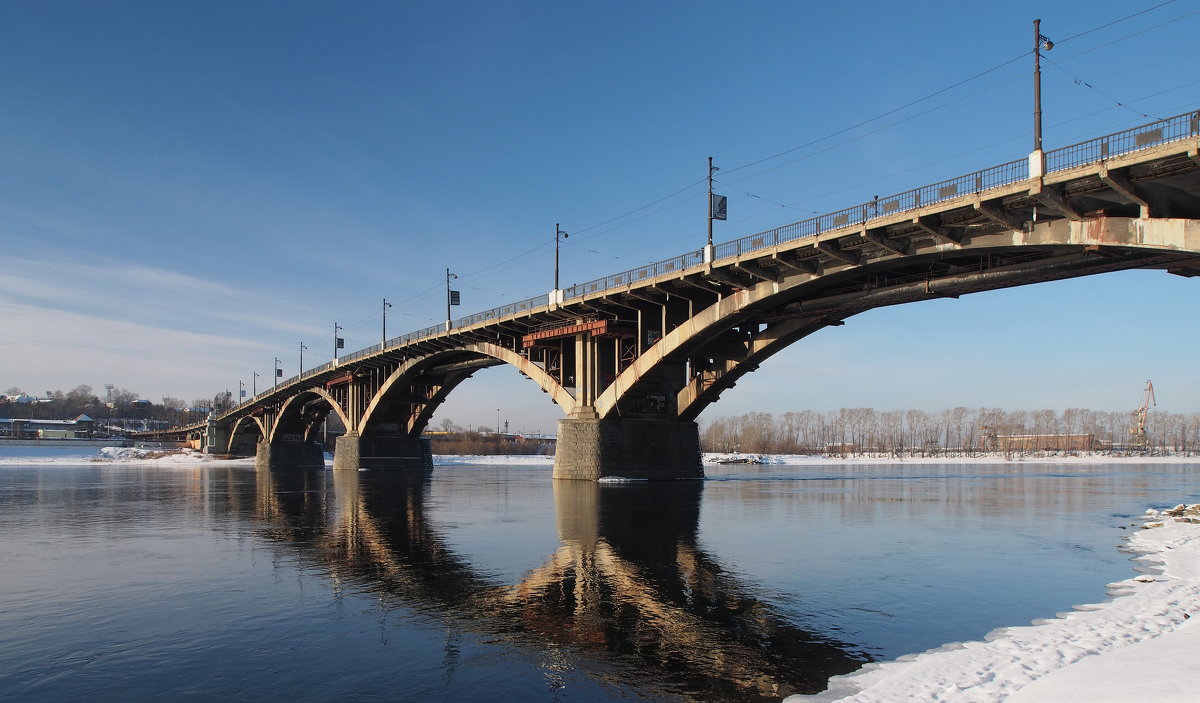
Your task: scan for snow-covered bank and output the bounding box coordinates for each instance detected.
[94,447,256,465]
[787,505,1200,703]
[0,446,256,466]
[705,451,1200,466]
[434,454,553,466]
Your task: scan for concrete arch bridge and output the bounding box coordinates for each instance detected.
[175,111,1200,479]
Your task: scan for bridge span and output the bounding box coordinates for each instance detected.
[168,111,1200,479]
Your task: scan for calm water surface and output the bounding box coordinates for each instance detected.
[1,454,1198,701]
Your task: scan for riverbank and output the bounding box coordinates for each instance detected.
[787,505,1200,703]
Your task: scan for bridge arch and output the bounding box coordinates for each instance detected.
[228,414,266,455]
[270,387,349,445]
[358,343,575,436]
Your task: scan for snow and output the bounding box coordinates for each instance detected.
[94,446,257,465]
[787,505,1200,703]
[704,451,1200,466]
[433,453,553,465]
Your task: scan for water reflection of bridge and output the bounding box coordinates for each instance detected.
[251,468,867,700]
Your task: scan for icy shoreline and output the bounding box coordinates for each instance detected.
[5,447,1194,466]
[787,505,1200,703]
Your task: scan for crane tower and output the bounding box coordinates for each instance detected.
[1130,380,1156,450]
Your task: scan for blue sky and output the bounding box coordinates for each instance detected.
[2,1,1197,433]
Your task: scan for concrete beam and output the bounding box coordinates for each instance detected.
[861,228,909,255]
[816,239,862,265]
[1099,165,1150,218]
[1033,185,1083,221]
[912,216,960,245]
[732,260,782,283]
[973,196,1025,232]
[771,251,819,275]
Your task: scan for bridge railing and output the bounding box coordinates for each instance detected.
[454,294,547,328]
[563,250,706,299]
[216,110,1200,423]
[1047,110,1200,172]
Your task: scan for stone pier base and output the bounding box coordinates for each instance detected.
[254,440,325,469]
[332,433,433,471]
[552,418,703,481]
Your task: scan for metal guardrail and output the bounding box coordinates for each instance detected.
[1048,110,1200,172]
[563,250,706,299]
[218,110,1199,421]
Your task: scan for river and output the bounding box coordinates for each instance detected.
[1,453,1197,701]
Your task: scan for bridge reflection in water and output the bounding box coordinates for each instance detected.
[251,467,867,700]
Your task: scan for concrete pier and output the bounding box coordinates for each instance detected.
[552,417,703,481]
[332,433,433,471]
[254,440,324,469]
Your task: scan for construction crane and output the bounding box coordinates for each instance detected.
[1130,380,1156,450]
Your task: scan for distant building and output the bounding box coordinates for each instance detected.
[995,434,1107,452]
[0,414,102,440]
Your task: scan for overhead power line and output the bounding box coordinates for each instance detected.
[429,1,1196,297]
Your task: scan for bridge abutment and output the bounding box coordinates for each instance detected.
[254,440,325,469]
[332,433,433,471]
[552,417,703,481]
[203,416,230,455]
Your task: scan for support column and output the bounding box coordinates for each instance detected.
[254,440,325,469]
[332,433,433,471]
[553,417,703,481]
[204,415,230,455]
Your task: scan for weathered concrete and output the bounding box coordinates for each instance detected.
[254,440,324,469]
[204,415,230,454]
[552,417,703,481]
[332,433,433,471]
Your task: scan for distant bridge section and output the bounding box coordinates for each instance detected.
[165,111,1200,479]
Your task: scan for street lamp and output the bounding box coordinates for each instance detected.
[252,371,260,396]
[382,298,392,347]
[1032,19,1054,177]
[299,342,308,376]
[554,223,569,291]
[273,357,281,391]
[445,269,459,331]
[705,157,725,262]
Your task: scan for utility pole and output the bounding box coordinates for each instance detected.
[382,298,392,347]
[1031,19,1053,178]
[445,268,458,331]
[554,223,569,292]
[705,157,724,264]
[707,156,715,249]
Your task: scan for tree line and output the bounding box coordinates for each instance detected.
[0,385,231,422]
[700,408,1200,455]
